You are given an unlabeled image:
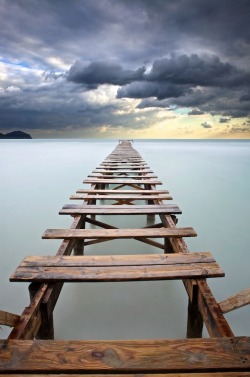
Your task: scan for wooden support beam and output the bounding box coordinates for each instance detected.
[8,284,48,340]
[187,282,204,338]
[29,283,54,340]
[0,310,20,327]
[219,287,250,313]
[84,217,165,249]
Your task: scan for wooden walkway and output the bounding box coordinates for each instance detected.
[1,140,250,375]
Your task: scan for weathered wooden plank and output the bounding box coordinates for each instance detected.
[76,189,169,194]
[0,310,20,327]
[83,179,162,185]
[219,287,250,313]
[93,169,153,173]
[100,165,149,169]
[88,174,158,179]
[71,194,172,200]
[16,252,216,267]
[97,160,146,163]
[98,167,150,170]
[0,373,250,377]
[60,204,181,215]
[10,252,224,282]
[10,264,223,282]
[42,227,197,240]
[0,338,250,372]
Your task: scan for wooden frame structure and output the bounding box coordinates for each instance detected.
[1,140,250,375]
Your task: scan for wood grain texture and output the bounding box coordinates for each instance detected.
[76,189,169,194]
[10,252,224,282]
[0,338,249,372]
[0,311,20,327]
[88,174,158,179]
[70,194,172,200]
[60,204,181,215]
[42,227,196,239]
[219,287,250,313]
[0,373,249,377]
[83,179,162,185]
[93,169,153,173]
[17,252,216,267]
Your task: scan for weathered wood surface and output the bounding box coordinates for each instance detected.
[1,371,247,375]
[42,227,197,239]
[97,161,146,163]
[219,287,250,313]
[15,252,219,267]
[76,189,169,194]
[0,310,20,327]
[93,169,153,173]
[83,179,162,185]
[0,338,250,373]
[10,252,224,282]
[70,194,172,200]
[88,174,158,179]
[60,204,181,215]
[95,167,150,170]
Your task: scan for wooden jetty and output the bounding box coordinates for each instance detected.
[1,140,250,375]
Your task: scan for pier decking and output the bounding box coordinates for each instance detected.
[1,140,250,375]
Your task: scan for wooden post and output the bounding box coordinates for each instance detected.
[74,219,85,255]
[145,183,155,222]
[164,237,174,253]
[29,283,54,340]
[187,282,203,338]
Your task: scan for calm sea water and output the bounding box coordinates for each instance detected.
[0,139,249,339]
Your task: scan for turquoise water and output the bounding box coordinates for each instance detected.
[0,139,249,339]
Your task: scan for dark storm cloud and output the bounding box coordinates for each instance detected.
[133,0,250,66]
[115,54,250,118]
[136,98,171,109]
[117,81,191,100]
[147,54,250,88]
[68,61,146,87]
[1,0,250,135]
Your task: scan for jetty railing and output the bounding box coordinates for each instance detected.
[0,140,250,375]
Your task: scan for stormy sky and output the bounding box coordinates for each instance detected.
[0,0,250,138]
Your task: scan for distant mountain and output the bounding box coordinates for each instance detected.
[0,131,32,139]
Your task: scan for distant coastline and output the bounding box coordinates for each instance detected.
[0,131,32,139]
